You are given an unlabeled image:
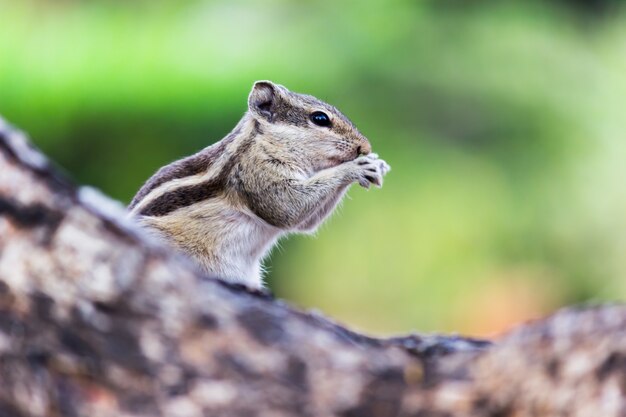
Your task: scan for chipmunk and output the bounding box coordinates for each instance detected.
[128,81,390,288]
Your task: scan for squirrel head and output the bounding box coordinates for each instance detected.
[247,81,372,173]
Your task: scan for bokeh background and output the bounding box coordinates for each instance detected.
[2,0,625,337]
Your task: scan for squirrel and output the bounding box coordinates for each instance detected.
[128,81,390,289]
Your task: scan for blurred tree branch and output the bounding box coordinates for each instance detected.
[0,117,624,416]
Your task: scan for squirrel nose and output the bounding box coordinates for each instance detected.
[358,141,372,156]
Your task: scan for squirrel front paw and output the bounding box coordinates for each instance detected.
[351,153,391,189]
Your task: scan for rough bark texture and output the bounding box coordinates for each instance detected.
[0,117,624,417]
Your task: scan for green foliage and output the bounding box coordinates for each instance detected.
[2,0,625,334]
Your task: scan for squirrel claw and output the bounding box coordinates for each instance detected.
[353,154,389,189]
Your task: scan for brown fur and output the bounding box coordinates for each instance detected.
[129,81,390,288]
[129,126,240,210]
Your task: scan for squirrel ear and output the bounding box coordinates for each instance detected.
[248,81,280,121]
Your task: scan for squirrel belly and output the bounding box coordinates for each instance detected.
[137,195,280,288]
[128,81,390,289]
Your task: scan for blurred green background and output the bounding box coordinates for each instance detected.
[2,0,625,337]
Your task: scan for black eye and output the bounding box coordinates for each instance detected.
[310,111,331,127]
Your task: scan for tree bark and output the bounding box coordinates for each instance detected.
[0,117,624,417]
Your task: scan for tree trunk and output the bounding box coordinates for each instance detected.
[0,117,624,417]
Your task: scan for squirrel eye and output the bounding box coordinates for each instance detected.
[310,111,331,127]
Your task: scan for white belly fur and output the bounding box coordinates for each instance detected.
[139,197,280,288]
